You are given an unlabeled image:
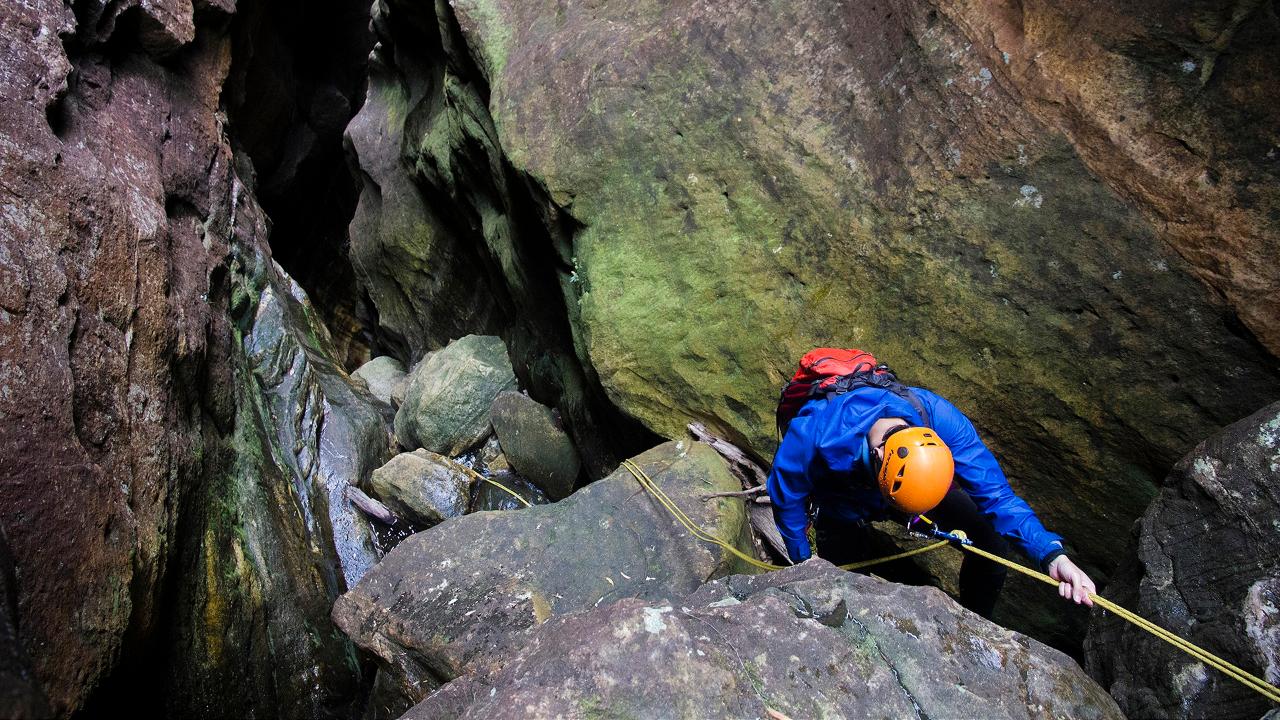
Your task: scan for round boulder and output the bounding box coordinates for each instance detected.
[393,335,516,455]
[368,450,476,528]
[351,356,407,406]
[489,391,580,500]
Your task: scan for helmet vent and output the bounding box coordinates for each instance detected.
[896,465,906,478]
[891,479,903,493]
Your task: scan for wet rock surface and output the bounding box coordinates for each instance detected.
[332,441,751,705]
[393,334,517,455]
[1085,401,1280,719]
[368,450,475,527]
[0,0,381,715]
[408,561,1122,720]
[489,391,581,499]
[468,471,548,512]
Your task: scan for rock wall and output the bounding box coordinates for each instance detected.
[1085,401,1280,719]
[0,0,386,715]
[351,0,1280,646]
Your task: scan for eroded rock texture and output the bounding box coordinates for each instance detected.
[0,0,382,716]
[1085,401,1280,720]
[354,0,1280,646]
[408,561,1123,720]
[0,531,47,720]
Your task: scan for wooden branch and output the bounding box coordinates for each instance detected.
[345,485,397,525]
[687,422,768,488]
[687,422,789,564]
[700,487,767,500]
[750,503,790,563]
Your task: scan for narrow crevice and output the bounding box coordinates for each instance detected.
[222,0,378,370]
[426,0,662,477]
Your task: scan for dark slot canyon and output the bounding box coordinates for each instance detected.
[222,0,378,370]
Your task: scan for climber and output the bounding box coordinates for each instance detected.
[767,349,1096,619]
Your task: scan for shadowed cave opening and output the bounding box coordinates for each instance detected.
[222,0,381,370]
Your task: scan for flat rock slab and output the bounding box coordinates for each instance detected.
[393,335,516,455]
[408,561,1122,720]
[489,391,580,499]
[332,440,751,703]
[368,450,476,528]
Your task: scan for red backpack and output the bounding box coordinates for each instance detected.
[775,348,931,435]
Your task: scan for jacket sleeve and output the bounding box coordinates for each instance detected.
[766,416,817,563]
[926,393,1065,566]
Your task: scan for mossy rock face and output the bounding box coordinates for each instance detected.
[393,334,517,455]
[489,391,581,500]
[405,0,1280,647]
[332,441,753,705]
[166,237,387,720]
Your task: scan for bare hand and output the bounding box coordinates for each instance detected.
[1048,555,1096,607]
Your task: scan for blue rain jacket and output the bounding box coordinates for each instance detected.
[766,385,1063,565]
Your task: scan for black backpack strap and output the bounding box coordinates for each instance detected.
[831,367,933,428]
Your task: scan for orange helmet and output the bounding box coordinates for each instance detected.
[877,427,954,514]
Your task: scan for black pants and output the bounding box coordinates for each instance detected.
[814,485,1009,619]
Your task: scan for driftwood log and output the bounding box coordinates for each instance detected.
[688,423,790,563]
[345,485,398,525]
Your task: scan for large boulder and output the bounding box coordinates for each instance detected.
[393,335,517,455]
[489,391,581,499]
[355,0,1280,647]
[1085,401,1280,719]
[332,440,752,705]
[352,355,407,406]
[368,450,475,527]
[408,561,1123,719]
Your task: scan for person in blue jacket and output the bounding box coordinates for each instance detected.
[766,382,1096,618]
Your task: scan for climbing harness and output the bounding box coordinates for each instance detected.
[621,460,1280,705]
[907,514,971,545]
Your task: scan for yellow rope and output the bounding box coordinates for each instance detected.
[960,543,1280,704]
[621,460,948,573]
[478,475,533,508]
[622,458,1280,705]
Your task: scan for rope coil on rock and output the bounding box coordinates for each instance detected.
[621,459,1280,705]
